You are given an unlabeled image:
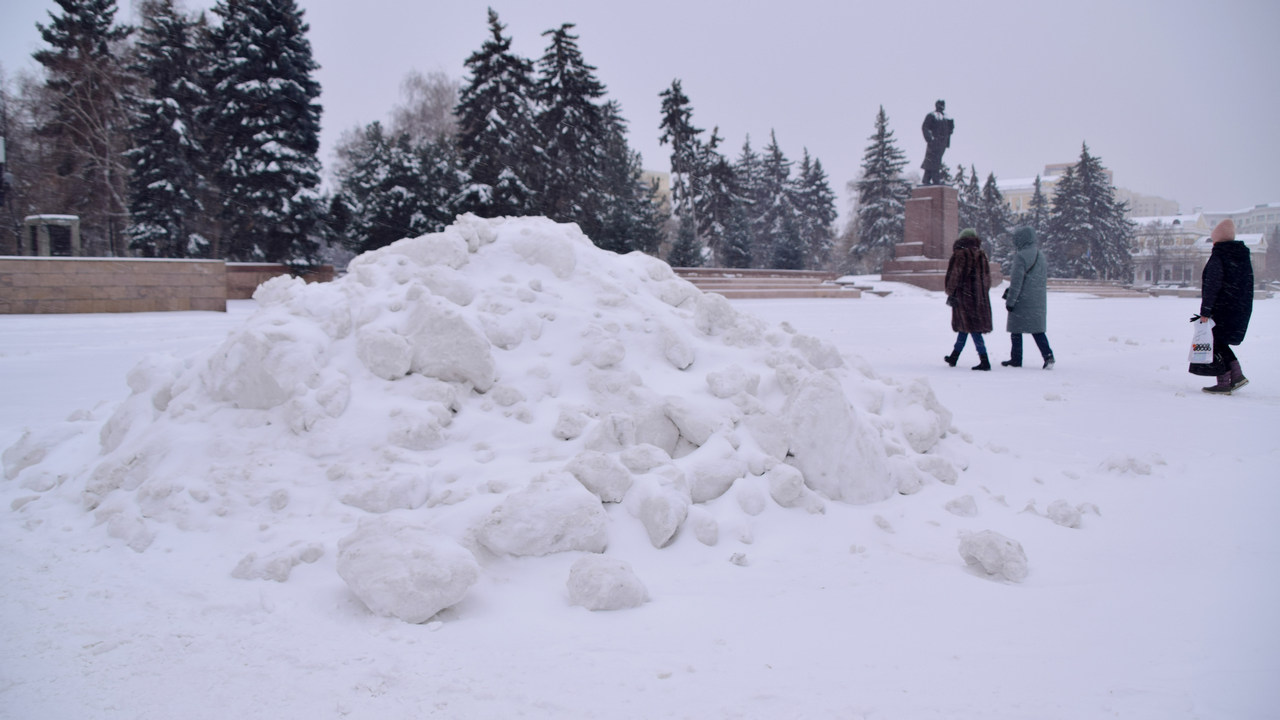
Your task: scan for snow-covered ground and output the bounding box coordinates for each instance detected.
[1,216,1277,719]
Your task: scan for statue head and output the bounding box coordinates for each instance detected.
[935,99,946,113]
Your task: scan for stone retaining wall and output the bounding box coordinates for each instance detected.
[0,257,227,314]
[0,258,337,314]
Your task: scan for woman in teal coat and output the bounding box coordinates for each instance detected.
[1002,226,1055,369]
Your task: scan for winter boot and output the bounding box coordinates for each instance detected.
[1229,360,1249,391]
[1202,372,1234,395]
[1043,353,1055,370]
[972,354,991,371]
[944,350,960,367]
[1000,359,1020,367]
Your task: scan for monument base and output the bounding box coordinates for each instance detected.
[880,185,1003,291]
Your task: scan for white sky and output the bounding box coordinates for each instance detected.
[3,0,1278,221]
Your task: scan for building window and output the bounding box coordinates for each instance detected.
[1144,269,1152,282]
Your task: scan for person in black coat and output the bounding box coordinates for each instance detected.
[1198,218,1254,394]
[943,229,993,370]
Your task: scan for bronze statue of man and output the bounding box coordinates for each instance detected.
[921,99,954,185]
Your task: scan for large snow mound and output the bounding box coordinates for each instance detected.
[4,215,957,622]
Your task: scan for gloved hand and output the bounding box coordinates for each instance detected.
[1189,314,1200,322]
[1006,303,1015,313]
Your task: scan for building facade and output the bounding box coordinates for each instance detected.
[1130,213,1267,288]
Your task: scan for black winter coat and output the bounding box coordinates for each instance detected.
[1200,240,1253,345]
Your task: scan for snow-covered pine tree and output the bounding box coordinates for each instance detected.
[692,128,741,266]
[667,210,703,267]
[658,79,705,244]
[957,165,982,233]
[594,100,663,255]
[793,150,837,270]
[978,172,1013,268]
[1025,174,1051,239]
[454,9,543,218]
[1045,143,1134,280]
[728,136,764,268]
[333,122,436,253]
[33,0,134,256]
[535,22,609,231]
[204,0,323,262]
[759,131,802,269]
[852,106,910,272]
[125,0,209,257]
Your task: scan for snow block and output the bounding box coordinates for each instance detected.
[478,472,609,557]
[566,555,649,611]
[958,530,1028,582]
[337,516,480,624]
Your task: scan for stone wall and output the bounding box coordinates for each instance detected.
[0,257,227,314]
[0,258,338,314]
[227,263,335,300]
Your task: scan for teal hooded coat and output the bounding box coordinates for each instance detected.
[1005,227,1048,334]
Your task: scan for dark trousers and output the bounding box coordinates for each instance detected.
[952,332,987,355]
[1009,333,1053,363]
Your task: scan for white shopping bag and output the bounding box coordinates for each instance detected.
[1188,319,1215,364]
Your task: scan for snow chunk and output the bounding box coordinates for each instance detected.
[565,451,633,503]
[958,530,1028,582]
[783,372,895,504]
[566,555,649,611]
[1047,500,1083,528]
[478,472,610,557]
[337,516,480,623]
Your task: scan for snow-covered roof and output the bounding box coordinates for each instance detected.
[1131,213,1204,227]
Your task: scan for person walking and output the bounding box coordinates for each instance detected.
[1198,219,1254,394]
[1002,226,1055,369]
[943,228,993,371]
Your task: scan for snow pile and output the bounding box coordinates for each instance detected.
[4,214,960,622]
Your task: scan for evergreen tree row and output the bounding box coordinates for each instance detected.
[659,80,837,269]
[331,11,663,258]
[7,0,324,262]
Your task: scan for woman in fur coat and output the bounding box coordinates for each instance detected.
[1198,218,1254,394]
[943,228,994,371]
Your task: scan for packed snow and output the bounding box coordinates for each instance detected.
[1,215,1277,719]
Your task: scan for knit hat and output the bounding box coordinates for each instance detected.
[1210,218,1236,243]
[958,228,978,239]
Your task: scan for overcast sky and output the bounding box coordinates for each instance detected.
[3,0,1278,223]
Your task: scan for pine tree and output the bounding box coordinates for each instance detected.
[205,0,323,262]
[1045,143,1134,280]
[728,136,763,268]
[658,79,704,226]
[1025,174,1051,238]
[957,164,982,233]
[33,0,134,256]
[692,128,740,266]
[594,101,662,255]
[852,106,910,271]
[454,9,542,218]
[666,211,702,267]
[758,131,801,268]
[978,172,1013,268]
[793,150,837,270]
[125,0,208,257]
[535,22,607,231]
[333,122,438,253]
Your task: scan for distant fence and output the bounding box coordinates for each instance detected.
[0,257,333,314]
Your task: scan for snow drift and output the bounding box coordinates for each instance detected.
[4,214,960,622]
